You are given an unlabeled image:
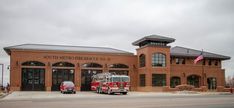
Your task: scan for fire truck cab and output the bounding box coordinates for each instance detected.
[91,72,130,95]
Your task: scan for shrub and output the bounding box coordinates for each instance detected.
[176,84,194,91]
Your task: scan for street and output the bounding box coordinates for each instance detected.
[0,92,234,108]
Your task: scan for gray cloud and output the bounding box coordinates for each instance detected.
[0,0,234,83]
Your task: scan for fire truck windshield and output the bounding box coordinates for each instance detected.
[122,77,130,82]
[112,77,121,82]
[111,76,130,82]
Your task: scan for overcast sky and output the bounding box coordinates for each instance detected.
[0,0,233,84]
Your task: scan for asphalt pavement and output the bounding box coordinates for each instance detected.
[0,92,234,108]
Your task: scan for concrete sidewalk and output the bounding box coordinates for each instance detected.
[1,91,232,101]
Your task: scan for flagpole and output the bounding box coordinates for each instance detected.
[0,63,3,87]
[194,49,205,88]
[201,49,205,87]
[202,60,204,86]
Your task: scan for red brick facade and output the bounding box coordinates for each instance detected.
[5,35,230,92]
[9,49,137,91]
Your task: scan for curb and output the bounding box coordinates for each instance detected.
[0,93,9,99]
[200,92,233,95]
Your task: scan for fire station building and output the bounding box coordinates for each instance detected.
[4,35,231,92]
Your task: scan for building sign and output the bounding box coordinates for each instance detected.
[43,55,111,61]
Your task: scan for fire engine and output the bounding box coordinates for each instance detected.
[91,72,130,95]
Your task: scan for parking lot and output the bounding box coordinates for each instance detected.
[0,91,193,100]
[0,91,234,108]
[1,91,218,100]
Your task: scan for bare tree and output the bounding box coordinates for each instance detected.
[226,75,234,88]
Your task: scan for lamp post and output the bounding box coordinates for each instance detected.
[0,63,3,87]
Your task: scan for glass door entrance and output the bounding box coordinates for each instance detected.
[207,77,217,90]
[52,69,74,91]
[81,69,102,91]
[21,68,45,91]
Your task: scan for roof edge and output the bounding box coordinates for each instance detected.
[171,46,231,60]
[3,43,134,55]
[132,34,175,46]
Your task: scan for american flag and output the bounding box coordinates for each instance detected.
[194,51,204,64]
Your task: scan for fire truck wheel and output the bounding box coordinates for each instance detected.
[97,87,102,94]
[100,90,103,94]
[96,88,99,93]
[108,89,113,95]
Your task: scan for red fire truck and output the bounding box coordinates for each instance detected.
[91,72,130,95]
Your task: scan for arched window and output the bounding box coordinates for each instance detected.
[170,76,181,88]
[52,62,74,67]
[109,63,129,68]
[139,54,146,67]
[187,75,200,88]
[109,64,129,75]
[152,53,166,67]
[22,61,45,66]
[82,63,102,68]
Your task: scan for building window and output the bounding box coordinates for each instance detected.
[170,57,172,64]
[208,60,212,66]
[109,63,128,68]
[139,74,146,87]
[175,58,185,64]
[187,75,200,88]
[152,53,166,67]
[207,77,217,90]
[203,59,206,65]
[82,63,102,68]
[181,58,185,64]
[139,54,146,67]
[109,63,129,75]
[170,77,181,88]
[149,41,166,46]
[109,70,129,75]
[215,60,219,66]
[52,62,74,67]
[22,61,45,66]
[175,58,179,64]
[152,74,166,86]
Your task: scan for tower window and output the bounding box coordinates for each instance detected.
[140,74,146,86]
[152,74,166,86]
[152,53,166,67]
[139,54,146,67]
